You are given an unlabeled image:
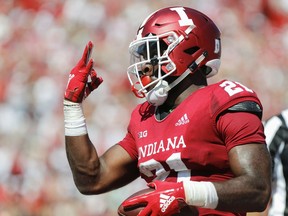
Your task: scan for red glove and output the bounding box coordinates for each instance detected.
[122,181,187,216]
[64,41,103,102]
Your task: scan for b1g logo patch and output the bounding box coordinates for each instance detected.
[138,130,148,138]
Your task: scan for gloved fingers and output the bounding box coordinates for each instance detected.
[77,41,94,67]
[122,195,147,208]
[147,181,159,189]
[149,212,158,216]
[90,68,103,89]
[76,58,93,83]
[85,41,93,65]
[86,58,94,74]
[137,206,152,216]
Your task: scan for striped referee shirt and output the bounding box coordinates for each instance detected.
[264,109,288,216]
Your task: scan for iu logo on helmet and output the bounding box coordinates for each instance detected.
[170,7,195,27]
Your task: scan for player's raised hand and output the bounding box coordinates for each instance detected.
[64,41,103,103]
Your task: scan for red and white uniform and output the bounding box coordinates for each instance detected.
[119,80,266,216]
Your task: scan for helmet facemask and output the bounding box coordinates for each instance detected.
[127,32,179,100]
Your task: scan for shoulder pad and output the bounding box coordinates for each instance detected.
[228,101,262,118]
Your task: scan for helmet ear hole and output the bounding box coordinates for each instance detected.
[184,46,200,55]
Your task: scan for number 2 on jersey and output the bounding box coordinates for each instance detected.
[139,152,191,182]
[219,80,253,96]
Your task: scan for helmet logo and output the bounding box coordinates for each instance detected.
[214,38,221,54]
[170,7,194,27]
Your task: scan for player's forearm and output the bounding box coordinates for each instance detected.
[183,175,269,213]
[63,100,102,194]
[65,134,102,194]
[184,144,271,213]
[213,144,271,212]
[213,175,270,212]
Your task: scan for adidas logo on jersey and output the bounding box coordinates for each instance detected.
[175,113,190,126]
[159,193,175,213]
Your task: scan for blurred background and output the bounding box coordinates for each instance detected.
[0,0,287,215]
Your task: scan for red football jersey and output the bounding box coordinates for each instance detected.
[118,80,266,216]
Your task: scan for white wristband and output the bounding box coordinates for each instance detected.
[183,181,218,209]
[63,100,88,136]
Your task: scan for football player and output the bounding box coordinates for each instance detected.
[64,6,271,216]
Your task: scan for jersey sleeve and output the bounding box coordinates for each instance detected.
[118,130,138,160]
[210,80,263,122]
[118,105,142,160]
[216,111,266,152]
